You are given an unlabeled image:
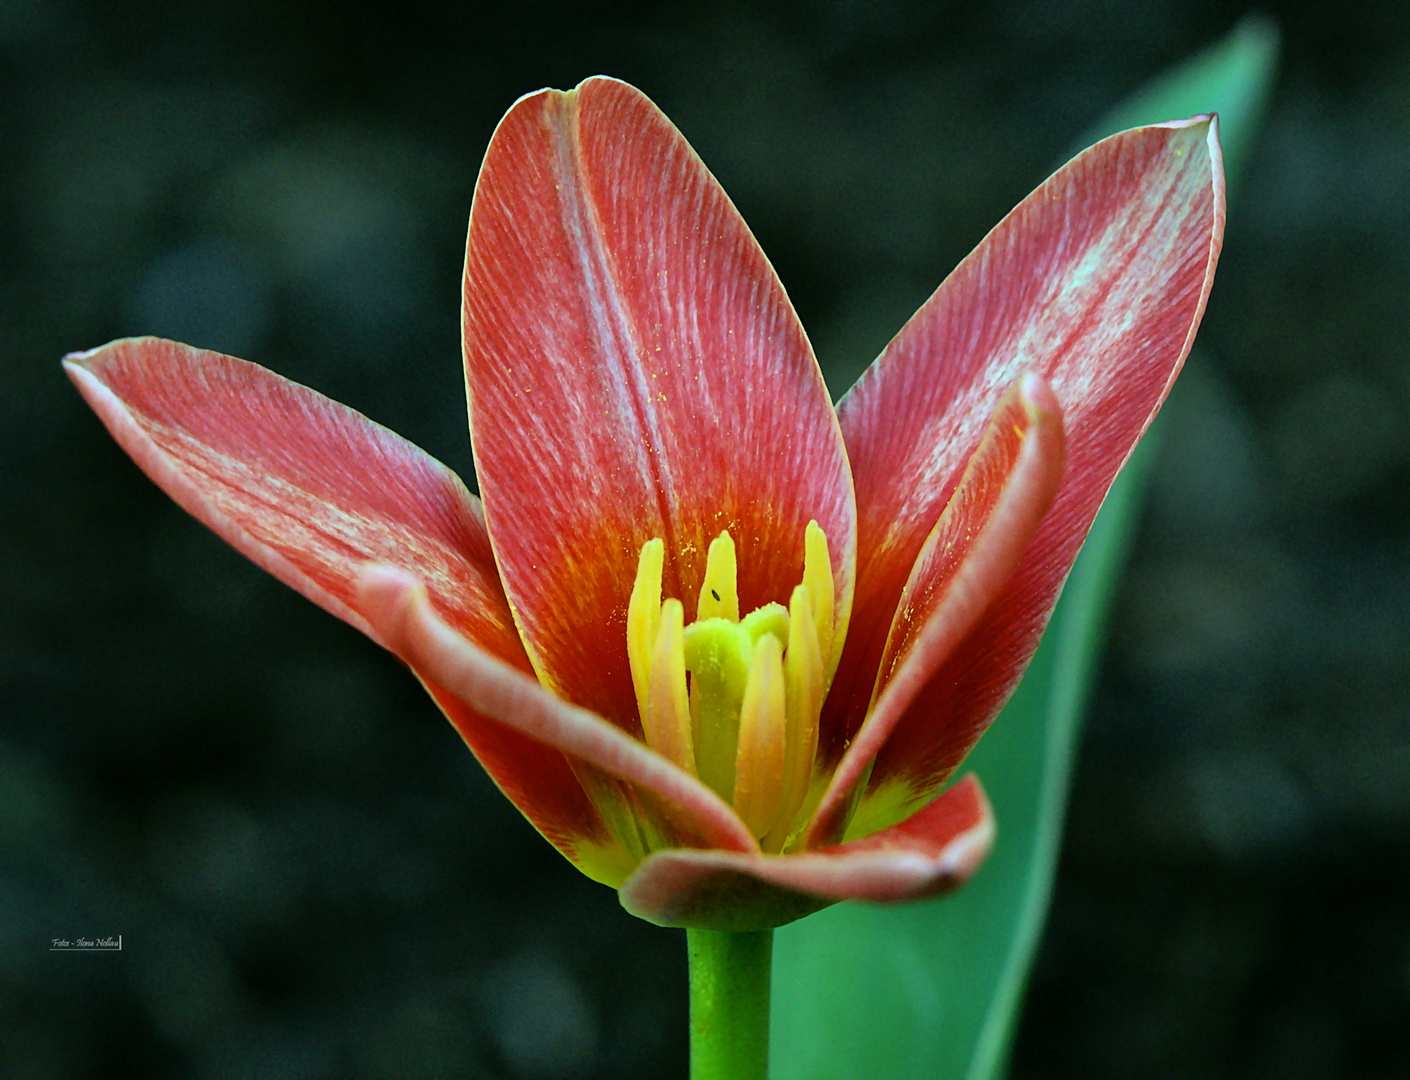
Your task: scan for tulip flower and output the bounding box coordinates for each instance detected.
[66,79,1222,945]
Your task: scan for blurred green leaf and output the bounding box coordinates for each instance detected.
[771,19,1278,1080]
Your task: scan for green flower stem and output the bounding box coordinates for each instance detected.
[688,928,774,1080]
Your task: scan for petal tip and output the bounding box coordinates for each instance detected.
[354,563,424,647]
[1156,112,1214,131]
[62,335,167,368]
[1018,371,1060,420]
[575,73,628,93]
[355,562,420,606]
[60,356,89,387]
[506,75,636,120]
[934,774,996,881]
[61,338,128,375]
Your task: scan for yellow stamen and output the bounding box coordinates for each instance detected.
[626,537,664,725]
[683,616,752,798]
[644,599,695,774]
[623,525,836,849]
[696,530,739,622]
[732,632,786,838]
[764,584,824,852]
[803,520,835,674]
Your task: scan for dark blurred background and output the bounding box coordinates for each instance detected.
[3,1,1407,1077]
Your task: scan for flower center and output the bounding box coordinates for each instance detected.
[626,523,833,851]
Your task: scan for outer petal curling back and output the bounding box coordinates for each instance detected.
[619,775,994,931]
[64,338,622,879]
[357,565,761,868]
[808,374,1064,847]
[825,117,1224,769]
[462,76,856,731]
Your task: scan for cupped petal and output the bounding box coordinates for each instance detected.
[619,774,993,931]
[358,565,761,881]
[823,117,1225,768]
[462,76,856,730]
[65,337,625,882]
[807,375,1064,848]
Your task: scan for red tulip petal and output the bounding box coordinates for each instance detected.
[357,566,761,874]
[807,375,1064,847]
[618,774,993,931]
[825,117,1224,771]
[462,77,856,731]
[65,337,627,882]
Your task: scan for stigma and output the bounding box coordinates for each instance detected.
[626,523,834,851]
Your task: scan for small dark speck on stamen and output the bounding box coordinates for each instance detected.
[711,589,720,601]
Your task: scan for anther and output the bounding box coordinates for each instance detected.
[803,520,835,677]
[626,538,665,726]
[765,584,824,852]
[696,531,739,622]
[644,599,695,774]
[732,632,786,838]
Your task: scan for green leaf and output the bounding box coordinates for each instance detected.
[771,20,1278,1080]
